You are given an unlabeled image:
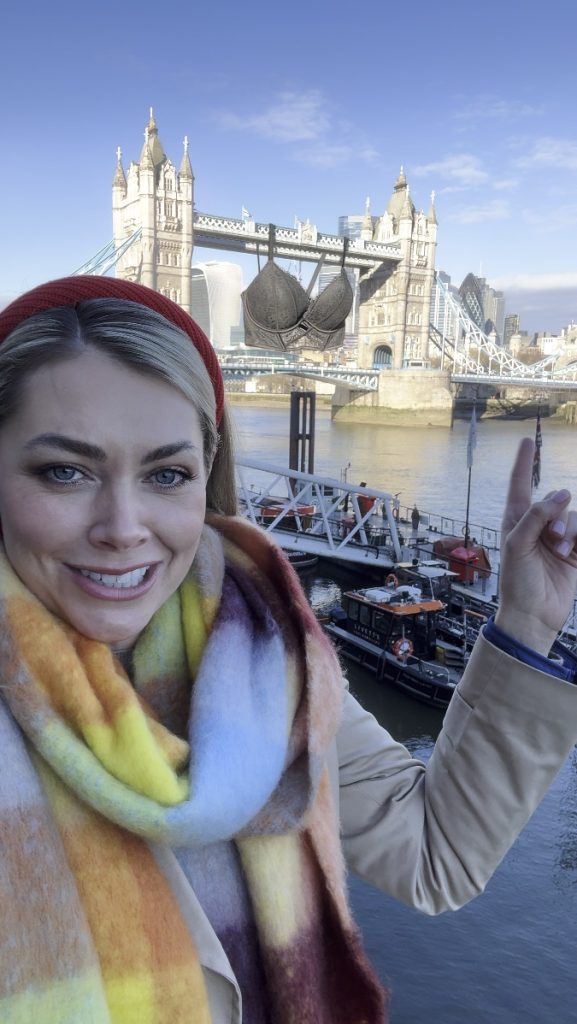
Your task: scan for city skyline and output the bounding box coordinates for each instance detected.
[2,0,576,333]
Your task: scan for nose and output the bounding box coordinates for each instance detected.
[87,483,150,551]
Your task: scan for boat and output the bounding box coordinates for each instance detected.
[324,576,467,708]
[285,550,319,571]
[257,502,316,529]
[392,560,493,647]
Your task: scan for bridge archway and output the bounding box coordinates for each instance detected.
[373,345,392,369]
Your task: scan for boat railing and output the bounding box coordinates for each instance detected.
[423,660,453,684]
[395,502,501,552]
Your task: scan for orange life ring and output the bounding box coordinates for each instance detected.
[385,573,399,589]
[392,637,414,661]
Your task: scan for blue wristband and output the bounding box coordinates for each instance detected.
[483,616,576,683]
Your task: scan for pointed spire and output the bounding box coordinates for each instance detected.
[179,134,193,179]
[142,108,166,167]
[361,196,373,240]
[139,126,154,170]
[113,145,126,188]
[427,189,438,225]
[400,184,413,219]
[362,196,373,227]
[394,165,407,191]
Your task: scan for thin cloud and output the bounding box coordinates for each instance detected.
[216,90,378,167]
[446,199,510,224]
[453,96,543,121]
[521,203,577,229]
[298,142,377,168]
[516,137,577,170]
[493,178,519,191]
[492,271,577,291]
[216,90,330,143]
[413,154,488,186]
[436,185,472,195]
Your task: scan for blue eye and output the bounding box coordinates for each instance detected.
[47,465,82,483]
[151,468,191,488]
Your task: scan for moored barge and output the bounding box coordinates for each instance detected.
[325,578,467,708]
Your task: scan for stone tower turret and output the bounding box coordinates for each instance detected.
[112,110,195,312]
[357,169,437,371]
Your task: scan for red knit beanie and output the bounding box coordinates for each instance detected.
[0,276,225,426]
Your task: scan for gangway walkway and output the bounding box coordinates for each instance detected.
[236,458,504,591]
[236,458,403,567]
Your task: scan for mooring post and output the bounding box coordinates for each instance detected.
[289,391,316,477]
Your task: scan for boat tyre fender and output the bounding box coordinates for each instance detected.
[392,637,414,661]
[385,573,399,589]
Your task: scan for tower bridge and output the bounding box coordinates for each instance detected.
[73,110,577,425]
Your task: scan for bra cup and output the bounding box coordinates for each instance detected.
[305,269,354,330]
[243,261,309,331]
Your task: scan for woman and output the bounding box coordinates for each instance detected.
[0,275,576,1024]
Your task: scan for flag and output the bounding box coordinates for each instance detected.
[532,410,542,489]
[466,405,477,469]
[241,206,251,220]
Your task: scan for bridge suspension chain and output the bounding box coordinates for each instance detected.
[72,228,142,277]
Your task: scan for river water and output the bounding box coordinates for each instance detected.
[231,404,577,1024]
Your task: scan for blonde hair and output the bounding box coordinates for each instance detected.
[0,298,237,515]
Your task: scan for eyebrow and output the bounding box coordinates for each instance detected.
[23,434,199,465]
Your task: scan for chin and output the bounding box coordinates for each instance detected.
[70,614,147,648]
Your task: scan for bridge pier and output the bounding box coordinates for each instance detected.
[331,369,454,426]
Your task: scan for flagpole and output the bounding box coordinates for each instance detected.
[464,461,472,549]
[532,404,542,491]
[464,397,477,549]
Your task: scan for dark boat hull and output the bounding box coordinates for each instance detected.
[324,622,457,709]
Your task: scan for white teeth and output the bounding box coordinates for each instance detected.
[79,567,149,589]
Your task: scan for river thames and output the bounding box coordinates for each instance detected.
[232,403,577,1024]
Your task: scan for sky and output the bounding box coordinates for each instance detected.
[1,0,576,333]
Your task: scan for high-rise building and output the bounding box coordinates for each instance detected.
[479,279,505,343]
[315,212,365,338]
[430,270,460,342]
[190,262,243,349]
[504,313,520,348]
[457,273,505,343]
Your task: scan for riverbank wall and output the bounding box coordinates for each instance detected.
[331,369,454,427]
[226,380,574,425]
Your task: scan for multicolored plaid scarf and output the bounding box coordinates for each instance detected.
[0,516,386,1024]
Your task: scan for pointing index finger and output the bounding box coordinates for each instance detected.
[502,437,535,532]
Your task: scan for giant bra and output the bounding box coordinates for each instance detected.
[241,236,354,351]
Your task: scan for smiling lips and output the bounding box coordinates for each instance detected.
[69,563,159,601]
[80,566,149,589]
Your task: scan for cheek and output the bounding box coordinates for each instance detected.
[0,491,83,552]
[167,494,206,554]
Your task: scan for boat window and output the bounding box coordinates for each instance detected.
[348,601,358,621]
[373,611,387,632]
[359,605,371,626]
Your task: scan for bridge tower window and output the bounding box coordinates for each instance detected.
[373,345,392,369]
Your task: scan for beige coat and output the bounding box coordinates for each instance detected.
[152,634,577,1023]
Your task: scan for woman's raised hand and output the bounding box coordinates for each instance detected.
[495,437,577,654]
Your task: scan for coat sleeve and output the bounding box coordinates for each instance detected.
[337,632,577,915]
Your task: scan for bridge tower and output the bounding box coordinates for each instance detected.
[357,169,437,371]
[112,111,194,312]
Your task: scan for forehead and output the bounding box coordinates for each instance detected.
[9,350,202,448]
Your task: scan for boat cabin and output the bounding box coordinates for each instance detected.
[339,584,444,661]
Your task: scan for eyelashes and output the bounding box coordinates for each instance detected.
[34,464,196,491]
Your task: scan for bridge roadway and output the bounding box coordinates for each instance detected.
[221,359,577,392]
